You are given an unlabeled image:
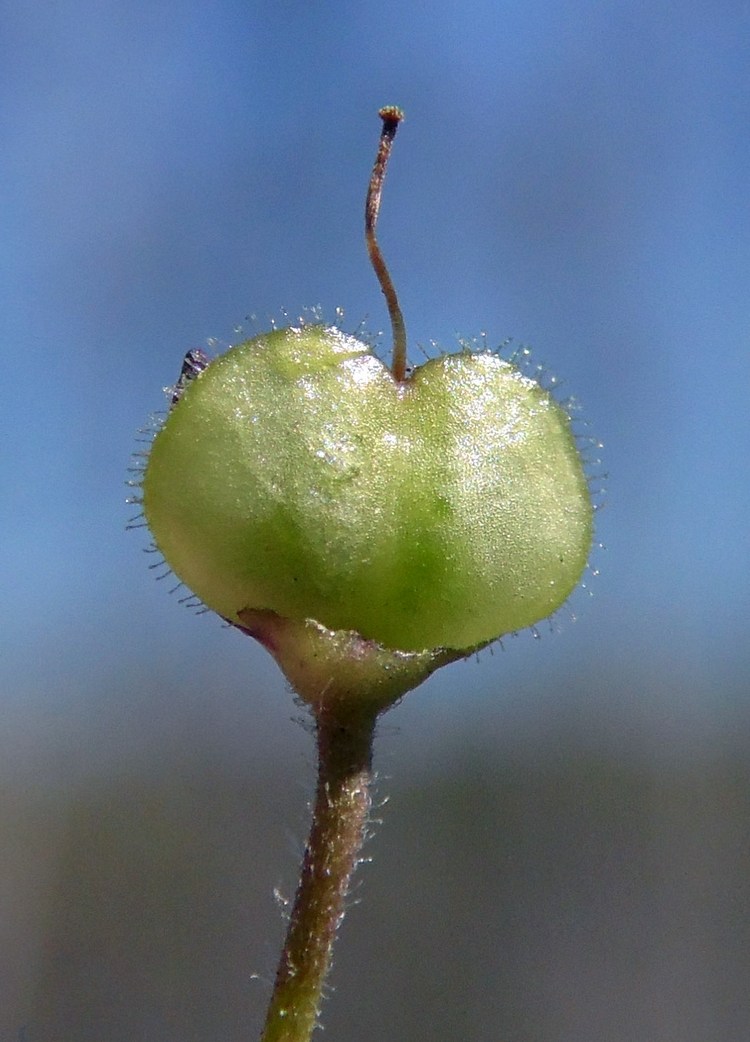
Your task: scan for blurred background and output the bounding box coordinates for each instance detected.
[2,1,749,1039]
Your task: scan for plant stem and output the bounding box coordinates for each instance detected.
[365,106,408,382]
[260,700,379,1042]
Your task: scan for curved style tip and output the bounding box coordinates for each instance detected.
[378,105,405,125]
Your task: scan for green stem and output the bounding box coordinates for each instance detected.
[239,608,470,1040]
[260,700,378,1042]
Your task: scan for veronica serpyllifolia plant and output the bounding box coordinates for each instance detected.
[133,107,595,1042]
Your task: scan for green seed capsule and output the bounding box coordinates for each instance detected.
[142,324,592,653]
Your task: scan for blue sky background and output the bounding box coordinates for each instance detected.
[2,0,749,767]
[3,2,750,1036]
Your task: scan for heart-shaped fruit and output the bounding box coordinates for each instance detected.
[140,107,594,661]
[142,323,592,652]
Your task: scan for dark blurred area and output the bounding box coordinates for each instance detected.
[2,0,749,1038]
[2,664,749,1041]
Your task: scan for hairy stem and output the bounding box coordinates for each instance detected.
[260,701,378,1042]
[365,106,407,382]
